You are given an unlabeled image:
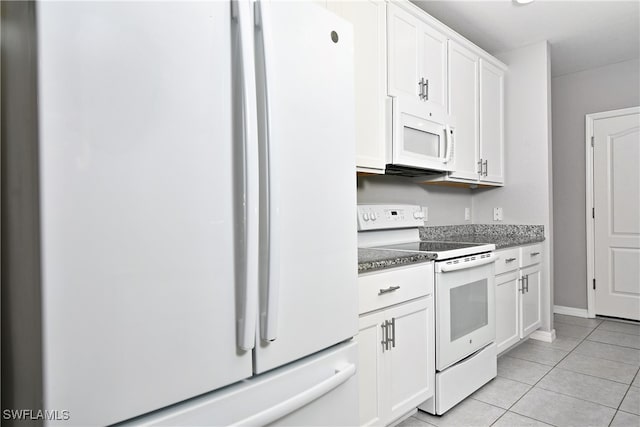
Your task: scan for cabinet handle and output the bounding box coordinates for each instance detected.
[418,78,425,100]
[381,323,388,351]
[424,78,429,101]
[531,252,540,256]
[477,159,483,174]
[483,160,488,176]
[525,275,529,293]
[378,285,400,295]
[505,257,517,262]
[390,318,396,348]
[518,277,525,294]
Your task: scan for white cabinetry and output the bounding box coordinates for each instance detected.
[495,270,520,354]
[357,263,435,426]
[387,2,447,121]
[447,40,479,181]
[479,59,505,184]
[495,244,543,354]
[326,0,387,173]
[443,42,505,186]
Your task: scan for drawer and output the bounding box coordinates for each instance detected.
[494,247,520,275]
[520,244,543,268]
[357,262,434,315]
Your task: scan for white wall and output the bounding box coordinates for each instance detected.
[472,41,555,332]
[552,58,640,310]
[357,175,473,225]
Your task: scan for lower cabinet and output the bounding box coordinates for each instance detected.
[357,296,434,426]
[520,264,542,337]
[495,270,520,353]
[495,244,543,354]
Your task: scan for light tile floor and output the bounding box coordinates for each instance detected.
[397,314,640,427]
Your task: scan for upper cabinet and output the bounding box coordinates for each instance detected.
[387,3,447,121]
[328,0,388,174]
[423,47,505,186]
[479,59,505,184]
[447,40,480,182]
[322,0,506,183]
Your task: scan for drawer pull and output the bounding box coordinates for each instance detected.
[505,257,517,262]
[378,285,400,295]
[530,252,540,256]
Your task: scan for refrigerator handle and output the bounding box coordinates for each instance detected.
[235,0,259,351]
[255,0,280,342]
[234,363,356,427]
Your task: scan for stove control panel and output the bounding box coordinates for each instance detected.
[357,204,424,231]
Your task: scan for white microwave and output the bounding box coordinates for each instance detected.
[387,99,455,175]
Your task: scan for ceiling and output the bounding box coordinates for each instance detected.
[411,0,640,77]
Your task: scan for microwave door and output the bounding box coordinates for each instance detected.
[391,105,454,172]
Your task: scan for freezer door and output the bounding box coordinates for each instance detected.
[253,0,359,373]
[37,1,255,425]
[118,341,359,426]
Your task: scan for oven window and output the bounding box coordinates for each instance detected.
[404,126,440,157]
[450,279,488,342]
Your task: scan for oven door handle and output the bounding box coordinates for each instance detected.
[439,253,496,272]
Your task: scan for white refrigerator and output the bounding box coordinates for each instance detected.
[3,0,358,425]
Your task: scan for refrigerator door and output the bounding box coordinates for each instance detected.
[119,341,359,427]
[253,0,359,373]
[37,1,255,425]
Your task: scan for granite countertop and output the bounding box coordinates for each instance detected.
[420,224,545,250]
[358,248,436,274]
[420,233,545,249]
[357,224,545,274]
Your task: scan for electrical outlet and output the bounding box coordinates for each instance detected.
[422,206,429,222]
[464,207,471,221]
[493,207,503,221]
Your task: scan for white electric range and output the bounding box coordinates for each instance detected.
[357,204,498,415]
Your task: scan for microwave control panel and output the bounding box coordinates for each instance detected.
[357,204,424,231]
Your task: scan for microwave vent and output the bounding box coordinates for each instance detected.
[385,164,445,178]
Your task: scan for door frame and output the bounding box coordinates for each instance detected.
[585,106,640,318]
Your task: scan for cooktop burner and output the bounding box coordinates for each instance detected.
[378,241,483,252]
[371,240,495,260]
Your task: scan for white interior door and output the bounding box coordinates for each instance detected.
[37,2,254,425]
[592,108,640,320]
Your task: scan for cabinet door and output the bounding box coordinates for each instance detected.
[520,265,542,337]
[329,0,387,172]
[357,310,387,427]
[419,24,448,118]
[495,271,520,354]
[386,297,434,424]
[479,59,505,184]
[447,40,480,181]
[387,4,425,118]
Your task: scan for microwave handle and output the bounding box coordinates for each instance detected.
[444,125,454,163]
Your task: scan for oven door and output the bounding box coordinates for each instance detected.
[391,99,455,172]
[435,256,495,371]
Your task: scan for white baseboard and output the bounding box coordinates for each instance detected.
[529,329,556,343]
[554,305,589,318]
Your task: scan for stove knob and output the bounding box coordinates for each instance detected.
[363,213,369,221]
[371,212,377,221]
[413,212,420,219]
